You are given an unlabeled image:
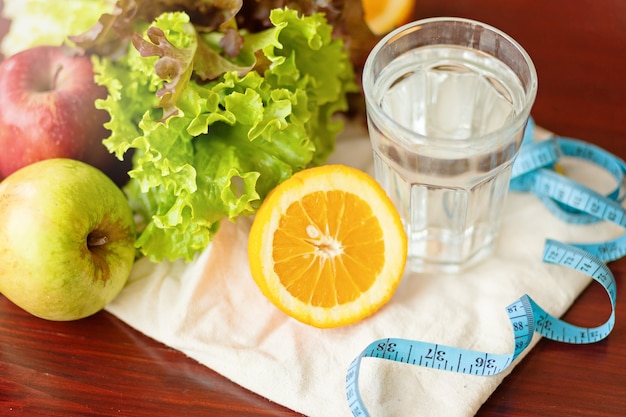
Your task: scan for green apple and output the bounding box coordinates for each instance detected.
[0,158,136,320]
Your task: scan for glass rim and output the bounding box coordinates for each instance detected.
[362,16,539,147]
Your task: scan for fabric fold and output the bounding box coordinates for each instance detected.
[106,123,621,417]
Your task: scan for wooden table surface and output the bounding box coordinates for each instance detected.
[1,1,626,416]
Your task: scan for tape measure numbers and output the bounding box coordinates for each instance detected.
[346,241,616,417]
[538,240,616,342]
[346,120,624,416]
[512,135,626,225]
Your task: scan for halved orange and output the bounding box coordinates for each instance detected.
[362,0,416,35]
[248,164,408,328]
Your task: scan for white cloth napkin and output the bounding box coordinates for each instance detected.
[106,122,622,417]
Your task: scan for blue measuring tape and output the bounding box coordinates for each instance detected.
[346,119,624,416]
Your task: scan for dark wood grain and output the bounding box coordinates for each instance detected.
[0,295,301,417]
[1,1,625,416]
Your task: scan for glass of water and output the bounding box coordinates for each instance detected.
[362,17,538,273]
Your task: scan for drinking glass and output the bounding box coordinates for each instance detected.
[362,17,538,273]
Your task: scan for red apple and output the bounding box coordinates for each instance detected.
[0,45,129,185]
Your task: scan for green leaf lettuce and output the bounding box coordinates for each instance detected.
[94,8,357,262]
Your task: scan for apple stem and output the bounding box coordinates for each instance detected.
[87,234,109,248]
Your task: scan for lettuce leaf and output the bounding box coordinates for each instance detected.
[95,8,357,262]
